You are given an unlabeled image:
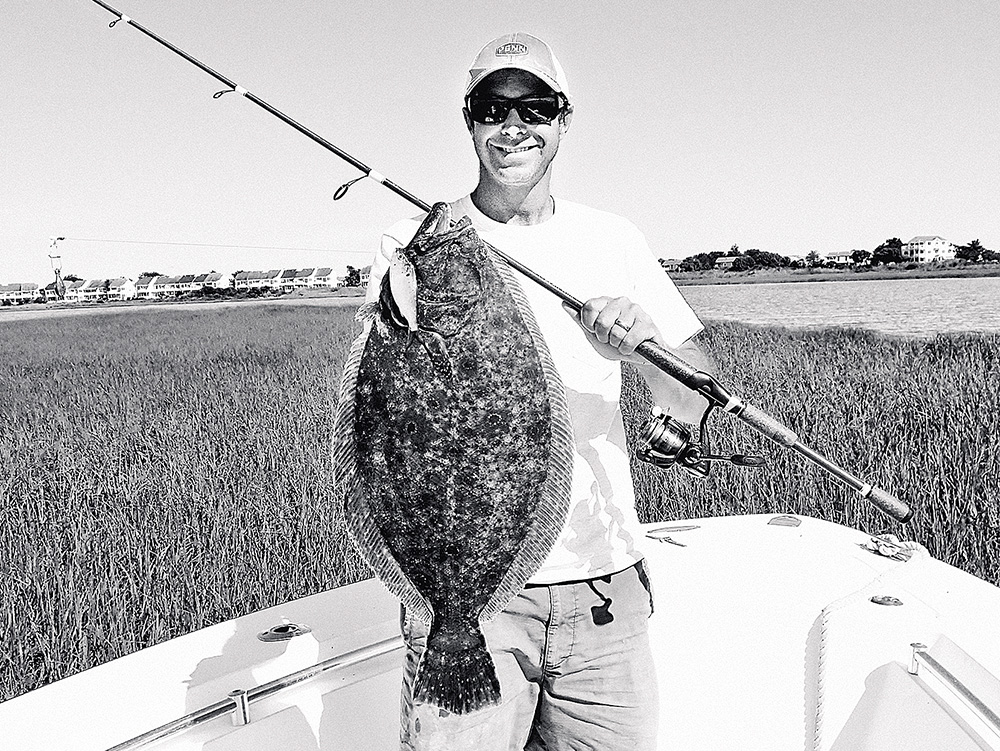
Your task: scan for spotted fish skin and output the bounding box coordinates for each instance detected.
[333,203,573,714]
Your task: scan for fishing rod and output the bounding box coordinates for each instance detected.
[86,1,912,524]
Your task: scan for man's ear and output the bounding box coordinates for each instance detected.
[462,107,474,134]
[559,105,574,135]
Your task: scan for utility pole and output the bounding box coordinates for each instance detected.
[49,237,66,300]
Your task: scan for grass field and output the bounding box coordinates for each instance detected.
[2,302,998,702]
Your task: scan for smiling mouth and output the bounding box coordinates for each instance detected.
[489,136,541,154]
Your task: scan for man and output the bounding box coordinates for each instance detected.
[366,32,710,751]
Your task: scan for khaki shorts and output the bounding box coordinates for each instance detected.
[400,560,658,751]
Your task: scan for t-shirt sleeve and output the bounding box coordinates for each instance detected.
[625,225,704,348]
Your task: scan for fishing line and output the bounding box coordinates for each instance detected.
[85,0,913,524]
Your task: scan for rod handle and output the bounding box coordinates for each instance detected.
[866,487,913,524]
[634,340,707,389]
[735,403,799,447]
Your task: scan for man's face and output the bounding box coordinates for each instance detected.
[464,69,572,190]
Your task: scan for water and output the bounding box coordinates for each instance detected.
[679,276,1000,337]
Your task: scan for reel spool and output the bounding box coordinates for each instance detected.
[636,406,765,478]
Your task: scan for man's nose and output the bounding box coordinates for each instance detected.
[500,104,527,133]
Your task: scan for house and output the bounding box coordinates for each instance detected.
[658,258,683,272]
[825,251,853,267]
[359,265,372,287]
[63,280,86,302]
[312,268,335,288]
[263,270,282,290]
[714,256,739,270]
[41,281,63,301]
[279,269,298,291]
[79,280,108,302]
[902,236,956,263]
[292,268,316,288]
[0,283,40,304]
[136,276,159,299]
[106,278,137,301]
[153,275,182,298]
[233,271,258,290]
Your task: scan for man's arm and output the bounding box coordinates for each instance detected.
[632,337,714,424]
[567,296,715,424]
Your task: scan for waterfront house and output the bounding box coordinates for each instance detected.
[714,256,739,270]
[79,280,106,302]
[41,281,62,301]
[902,236,956,263]
[153,276,182,298]
[191,272,226,291]
[659,258,683,272]
[0,283,40,305]
[825,251,853,267]
[313,268,335,288]
[136,276,158,299]
[293,269,316,288]
[106,278,137,301]
[63,280,86,302]
[280,269,298,292]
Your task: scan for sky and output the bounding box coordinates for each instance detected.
[3,0,998,286]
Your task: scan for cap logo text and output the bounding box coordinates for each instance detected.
[495,42,528,56]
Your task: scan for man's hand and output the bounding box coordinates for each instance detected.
[563,296,663,362]
[564,297,713,424]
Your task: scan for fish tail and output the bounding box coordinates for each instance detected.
[413,623,500,714]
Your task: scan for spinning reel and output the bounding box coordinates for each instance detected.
[637,405,766,478]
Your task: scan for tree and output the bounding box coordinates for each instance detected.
[63,273,83,282]
[955,240,984,263]
[872,238,903,265]
[680,251,724,272]
[344,265,361,287]
[805,251,821,267]
[850,249,872,266]
[745,249,788,268]
[140,271,164,278]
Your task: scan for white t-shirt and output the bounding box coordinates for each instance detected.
[367,195,703,584]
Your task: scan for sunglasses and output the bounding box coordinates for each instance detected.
[466,95,565,125]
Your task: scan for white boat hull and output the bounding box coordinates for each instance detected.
[3,514,999,750]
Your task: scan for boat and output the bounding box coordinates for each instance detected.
[3,513,999,750]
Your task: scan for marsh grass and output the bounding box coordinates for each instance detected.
[0,305,368,701]
[2,305,998,701]
[624,323,1000,583]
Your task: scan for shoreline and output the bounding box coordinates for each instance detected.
[0,290,365,322]
[670,264,1000,286]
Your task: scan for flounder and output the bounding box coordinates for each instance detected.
[333,203,573,714]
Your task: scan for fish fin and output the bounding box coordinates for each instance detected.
[479,241,575,622]
[331,324,433,626]
[355,301,379,324]
[413,623,501,714]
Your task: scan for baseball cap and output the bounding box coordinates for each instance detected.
[465,32,570,102]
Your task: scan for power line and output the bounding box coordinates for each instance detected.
[59,236,373,254]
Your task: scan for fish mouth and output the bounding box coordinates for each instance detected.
[488,135,542,155]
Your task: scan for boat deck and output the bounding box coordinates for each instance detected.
[3,514,999,750]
